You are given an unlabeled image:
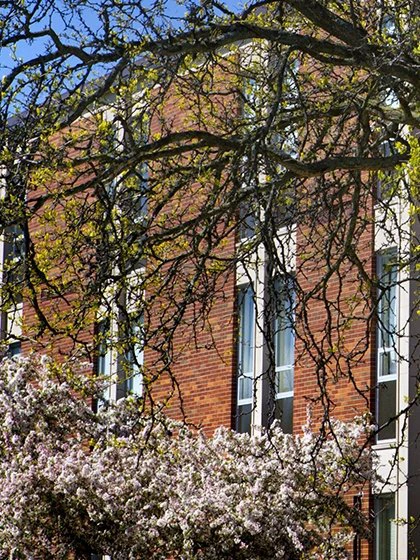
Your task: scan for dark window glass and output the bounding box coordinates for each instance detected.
[274,397,293,434]
[8,341,21,357]
[377,380,397,441]
[376,250,397,441]
[238,201,256,240]
[374,494,396,560]
[236,403,252,435]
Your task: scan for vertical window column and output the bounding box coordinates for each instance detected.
[3,224,24,305]
[96,319,113,407]
[375,494,396,560]
[376,250,398,441]
[124,315,144,397]
[274,276,295,433]
[377,140,396,202]
[1,225,24,353]
[236,284,255,434]
[238,199,256,241]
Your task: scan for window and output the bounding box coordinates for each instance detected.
[237,156,258,242]
[119,165,148,225]
[270,184,295,230]
[96,319,112,407]
[377,140,397,202]
[236,284,255,434]
[123,315,144,397]
[266,56,300,168]
[238,198,256,241]
[119,111,149,227]
[7,341,21,357]
[266,133,298,230]
[380,12,400,41]
[241,76,260,125]
[376,250,397,441]
[3,224,25,304]
[374,494,396,560]
[273,276,295,433]
[116,165,148,274]
[95,314,144,407]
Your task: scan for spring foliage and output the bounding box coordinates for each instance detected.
[0,355,374,560]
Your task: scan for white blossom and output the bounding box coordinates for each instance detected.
[0,355,374,559]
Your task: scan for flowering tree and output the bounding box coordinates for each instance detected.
[0,355,373,560]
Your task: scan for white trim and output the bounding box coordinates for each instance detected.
[373,179,411,558]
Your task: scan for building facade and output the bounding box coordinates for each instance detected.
[0,55,418,560]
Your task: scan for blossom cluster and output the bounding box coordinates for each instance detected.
[0,356,374,559]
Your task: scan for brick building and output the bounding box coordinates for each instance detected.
[0,49,418,560]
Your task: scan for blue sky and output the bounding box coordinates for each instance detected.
[0,0,243,77]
